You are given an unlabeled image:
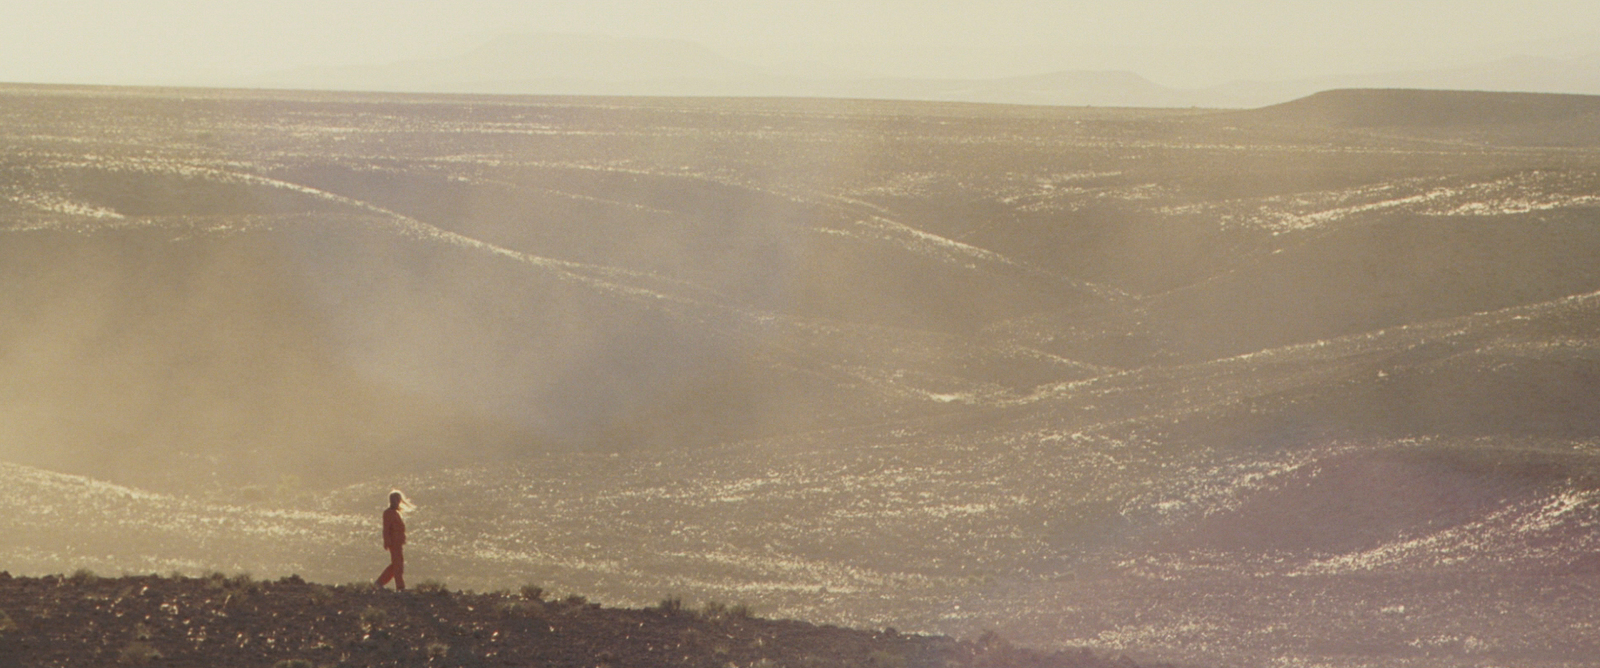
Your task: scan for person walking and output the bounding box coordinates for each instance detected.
[375,491,409,591]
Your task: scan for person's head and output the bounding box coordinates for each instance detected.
[389,491,404,509]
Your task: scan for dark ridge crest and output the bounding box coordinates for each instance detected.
[0,571,1170,668]
[1242,88,1600,127]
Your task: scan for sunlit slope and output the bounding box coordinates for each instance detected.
[0,223,1085,487]
[265,161,1109,335]
[5,286,1600,666]
[8,86,1598,375]
[1,87,1124,336]
[0,210,1097,490]
[0,461,369,580]
[387,289,1600,666]
[982,290,1600,664]
[983,167,1600,365]
[4,89,1150,491]
[1017,283,1600,449]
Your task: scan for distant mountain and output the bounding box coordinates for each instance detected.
[254,33,763,94]
[1241,88,1600,127]
[1221,88,1600,147]
[832,70,1191,108]
[1200,54,1600,108]
[253,33,1189,106]
[248,33,1600,109]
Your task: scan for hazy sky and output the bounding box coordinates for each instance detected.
[3,0,1597,88]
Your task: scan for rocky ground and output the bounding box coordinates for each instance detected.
[0,571,1162,668]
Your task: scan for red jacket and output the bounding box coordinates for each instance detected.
[382,507,406,550]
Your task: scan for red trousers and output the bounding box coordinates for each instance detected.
[376,545,405,590]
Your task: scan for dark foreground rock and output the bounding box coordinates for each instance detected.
[0,572,1166,668]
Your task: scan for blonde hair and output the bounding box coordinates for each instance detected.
[388,490,416,512]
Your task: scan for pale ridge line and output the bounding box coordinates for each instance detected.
[69,155,723,308]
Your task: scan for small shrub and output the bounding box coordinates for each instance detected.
[973,630,1023,668]
[729,602,754,619]
[0,609,17,632]
[415,580,449,594]
[700,600,728,619]
[563,594,587,606]
[272,660,315,668]
[426,642,450,658]
[869,650,907,668]
[519,584,544,601]
[205,572,228,589]
[69,568,98,583]
[306,585,335,605]
[495,600,523,615]
[657,596,684,615]
[119,642,163,664]
[239,485,269,504]
[359,606,387,630]
[216,573,262,597]
[132,623,155,641]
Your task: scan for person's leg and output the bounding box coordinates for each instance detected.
[376,546,404,588]
[392,545,405,591]
[376,561,397,588]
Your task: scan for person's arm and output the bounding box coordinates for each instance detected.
[383,510,398,549]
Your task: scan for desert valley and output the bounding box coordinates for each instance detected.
[3,83,1600,667]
